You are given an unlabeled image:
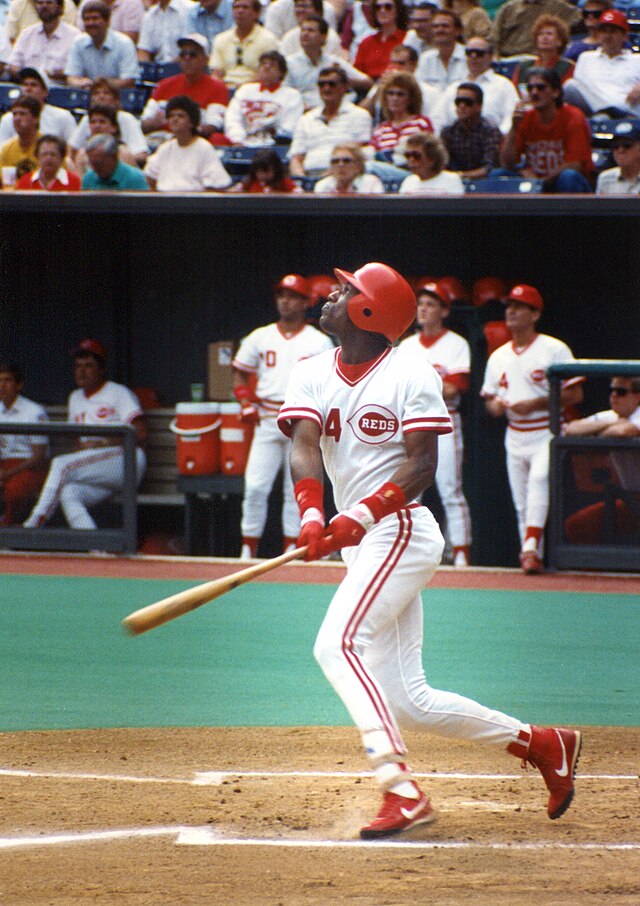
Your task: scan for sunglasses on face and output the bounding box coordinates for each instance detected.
[613,140,637,150]
[404,149,424,159]
[331,156,356,164]
[375,3,394,9]
[527,82,548,92]
[583,9,601,17]
[610,386,630,396]
[386,89,408,96]
[179,50,199,58]
[454,96,475,106]
[465,47,489,56]
[318,79,340,87]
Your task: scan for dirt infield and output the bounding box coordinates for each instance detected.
[2,726,639,905]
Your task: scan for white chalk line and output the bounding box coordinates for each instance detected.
[0,768,636,786]
[0,825,639,852]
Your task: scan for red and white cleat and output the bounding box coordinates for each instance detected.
[520,550,543,574]
[510,726,582,819]
[360,788,435,840]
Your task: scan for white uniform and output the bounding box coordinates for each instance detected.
[233,321,333,545]
[398,330,471,555]
[23,381,146,530]
[278,345,526,768]
[481,333,581,550]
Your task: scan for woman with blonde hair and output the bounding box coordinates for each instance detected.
[314,143,384,193]
[399,132,465,194]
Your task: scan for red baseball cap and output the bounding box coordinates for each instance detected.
[74,338,107,360]
[276,274,312,299]
[506,284,544,311]
[599,9,629,31]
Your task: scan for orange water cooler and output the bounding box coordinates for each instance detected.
[170,402,221,475]
[218,402,253,475]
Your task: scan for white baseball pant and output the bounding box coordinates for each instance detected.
[24,446,146,529]
[241,416,299,539]
[313,506,526,765]
[505,428,551,545]
[436,411,471,549]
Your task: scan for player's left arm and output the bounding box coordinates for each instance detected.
[389,429,439,501]
[290,417,326,560]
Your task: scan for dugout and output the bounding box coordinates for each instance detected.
[2,194,640,568]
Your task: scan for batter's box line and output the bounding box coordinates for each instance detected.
[0,768,636,785]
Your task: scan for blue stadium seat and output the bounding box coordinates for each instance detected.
[119,86,150,115]
[154,61,181,81]
[220,144,290,174]
[0,82,21,112]
[492,59,519,78]
[381,177,403,192]
[47,86,90,114]
[589,116,620,146]
[464,175,543,193]
[592,148,613,171]
[138,61,159,84]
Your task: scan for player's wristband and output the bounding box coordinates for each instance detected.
[233,385,253,404]
[294,477,324,517]
[360,482,406,523]
[300,506,324,528]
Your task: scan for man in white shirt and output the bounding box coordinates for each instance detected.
[417,8,466,92]
[596,119,640,194]
[435,36,519,134]
[137,0,195,63]
[8,0,78,84]
[77,0,145,45]
[285,15,371,109]
[279,0,341,55]
[288,62,372,174]
[0,66,75,142]
[564,9,640,117]
[0,362,49,526]
[224,49,303,143]
[403,1,437,57]
[264,0,336,39]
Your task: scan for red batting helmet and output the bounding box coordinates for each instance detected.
[507,284,544,311]
[276,274,312,300]
[334,263,416,343]
[74,338,107,362]
[435,276,470,306]
[483,321,511,355]
[309,274,337,303]
[472,276,508,308]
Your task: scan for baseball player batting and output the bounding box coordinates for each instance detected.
[397,279,472,567]
[481,285,584,573]
[232,274,334,559]
[23,340,147,530]
[278,263,581,839]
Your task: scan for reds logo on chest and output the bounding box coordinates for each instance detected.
[530,369,546,383]
[347,404,399,445]
[95,406,116,419]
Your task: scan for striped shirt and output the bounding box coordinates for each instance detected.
[370,114,433,152]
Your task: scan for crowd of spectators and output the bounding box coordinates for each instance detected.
[1,0,639,193]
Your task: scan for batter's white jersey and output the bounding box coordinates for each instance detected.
[233,323,334,417]
[278,345,452,511]
[398,329,470,412]
[480,333,581,435]
[68,381,143,434]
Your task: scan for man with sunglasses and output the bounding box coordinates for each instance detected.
[565,0,612,63]
[564,9,640,117]
[500,66,593,192]
[440,81,502,179]
[435,36,518,134]
[288,63,372,175]
[596,119,640,194]
[141,33,229,140]
[209,0,278,88]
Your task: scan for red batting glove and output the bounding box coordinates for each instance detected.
[297,507,325,561]
[317,503,375,558]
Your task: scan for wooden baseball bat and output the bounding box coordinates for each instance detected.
[122,546,307,636]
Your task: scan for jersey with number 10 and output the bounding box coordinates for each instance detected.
[278,345,452,510]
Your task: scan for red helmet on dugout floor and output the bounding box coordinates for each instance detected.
[334,263,416,343]
[434,276,470,306]
[472,276,508,308]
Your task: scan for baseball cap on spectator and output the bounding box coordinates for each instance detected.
[74,339,107,362]
[598,9,628,30]
[18,67,50,89]
[612,120,640,142]
[177,33,210,54]
[506,284,544,311]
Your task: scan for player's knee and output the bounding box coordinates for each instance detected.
[313,631,344,677]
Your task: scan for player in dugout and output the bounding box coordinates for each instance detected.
[278,262,581,839]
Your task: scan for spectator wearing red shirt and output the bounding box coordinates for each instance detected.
[140,33,229,144]
[16,134,81,190]
[500,66,593,192]
[353,0,408,80]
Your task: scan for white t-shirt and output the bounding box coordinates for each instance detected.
[69,109,149,155]
[233,322,334,415]
[399,170,464,195]
[0,394,49,459]
[0,103,76,144]
[314,172,384,193]
[144,135,232,190]
[278,345,452,510]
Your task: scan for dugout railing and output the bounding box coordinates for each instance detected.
[0,422,138,554]
[548,360,640,572]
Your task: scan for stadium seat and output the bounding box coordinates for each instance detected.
[220,145,289,175]
[0,82,21,112]
[154,61,181,80]
[589,116,620,146]
[119,86,150,115]
[464,175,543,193]
[138,61,159,84]
[381,177,403,192]
[492,59,519,78]
[47,86,90,114]
[483,320,511,355]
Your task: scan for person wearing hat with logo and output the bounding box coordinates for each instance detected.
[481,284,584,574]
[0,67,75,144]
[232,274,334,559]
[563,9,640,117]
[7,0,79,84]
[277,263,582,839]
[23,339,147,530]
[141,33,229,142]
[596,119,640,194]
